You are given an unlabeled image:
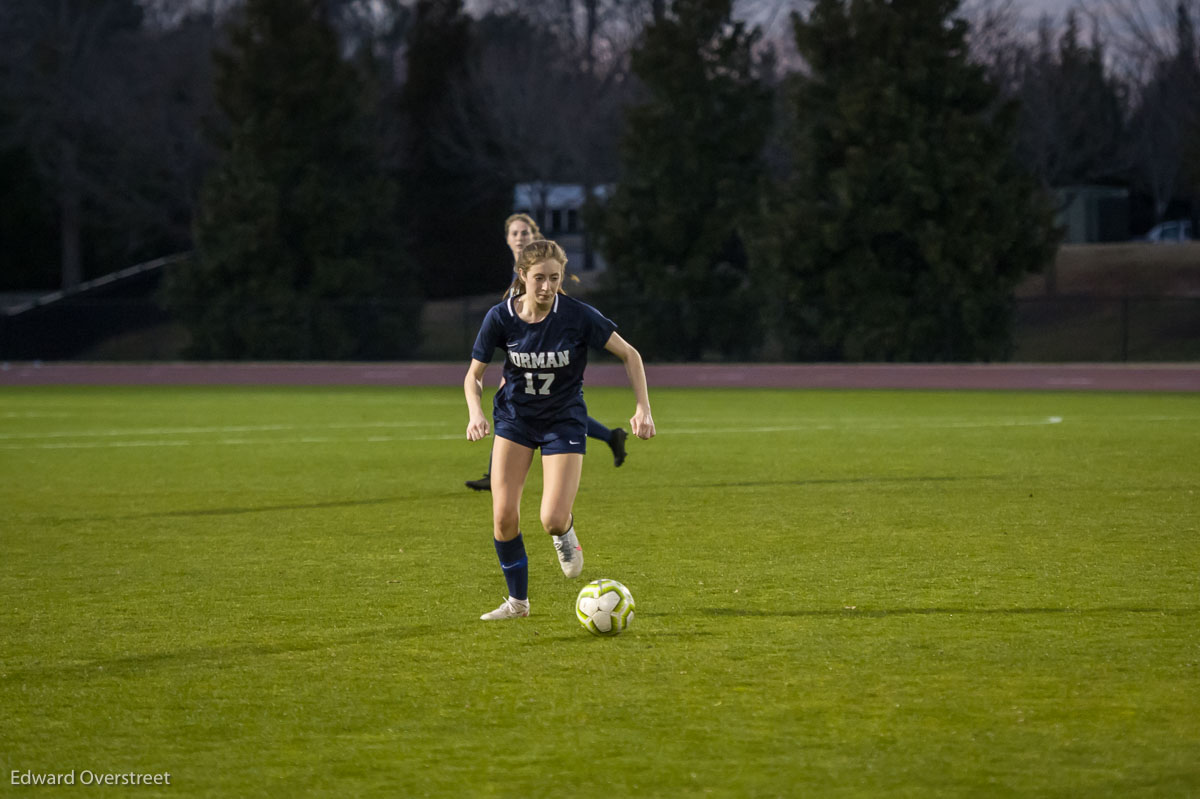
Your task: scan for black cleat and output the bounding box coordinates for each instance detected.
[609,428,628,467]
[465,474,491,492]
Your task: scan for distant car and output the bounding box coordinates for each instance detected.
[1142,219,1194,242]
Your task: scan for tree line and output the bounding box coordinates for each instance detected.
[0,0,1197,360]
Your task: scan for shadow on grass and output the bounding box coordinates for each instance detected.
[58,493,467,522]
[703,606,1200,618]
[523,628,716,645]
[138,496,417,518]
[2,623,439,683]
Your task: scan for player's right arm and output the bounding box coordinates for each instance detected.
[464,358,491,441]
[466,307,505,441]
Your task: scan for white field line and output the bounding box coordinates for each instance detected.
[668,417,1066,435]
[666,414,1198,434]
[1,434,464,450]
[0,417,1067,451]
[0,420,436,441]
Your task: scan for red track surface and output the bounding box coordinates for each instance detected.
[2,362,1199,391]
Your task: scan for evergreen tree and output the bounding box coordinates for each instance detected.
[590,0,771,360]
[165,0,417,359]
[399,0,511,300]
[759,0,1058,361]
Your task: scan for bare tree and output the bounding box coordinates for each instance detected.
[1105,0,1200,222]
[323,0,416,61]
[1104,0,1200,74]
[130,16,220,244]
[1013,12,1129,189]
[962,0,1024,82]
[0,1,136,288]
[434,6,635,195]
[138,0,238,30]
[0,0,216,289]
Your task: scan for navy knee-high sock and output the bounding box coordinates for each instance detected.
[494,534,528,601]
[586,416,612,443]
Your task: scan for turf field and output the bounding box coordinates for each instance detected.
[2,385,1198,797]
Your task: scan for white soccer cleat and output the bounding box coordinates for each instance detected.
[480,597,529,620]
[552,528,583,578]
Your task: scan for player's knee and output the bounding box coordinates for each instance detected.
[494,507,520,539]
[541,511,571,536]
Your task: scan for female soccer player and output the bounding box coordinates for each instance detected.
[464,239,655,620]
[464,213,628,491]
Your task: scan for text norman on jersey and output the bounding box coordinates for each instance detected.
[508,350,571,369]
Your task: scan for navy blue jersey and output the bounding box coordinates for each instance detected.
[471,294,617,429]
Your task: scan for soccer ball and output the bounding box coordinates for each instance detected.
[575,578,635,636]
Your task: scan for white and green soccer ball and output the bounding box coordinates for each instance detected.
[575,578,635,636]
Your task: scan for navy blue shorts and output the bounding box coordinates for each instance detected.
[494,416,587,455]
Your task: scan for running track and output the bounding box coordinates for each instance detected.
[2,362,1199,391]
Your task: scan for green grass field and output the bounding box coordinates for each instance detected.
[2,385,1199,797]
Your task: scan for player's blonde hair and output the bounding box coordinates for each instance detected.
[504,213,542,239]
[509,239,569,298]
[501,213,547,298]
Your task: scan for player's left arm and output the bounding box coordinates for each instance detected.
[603,331,655,440]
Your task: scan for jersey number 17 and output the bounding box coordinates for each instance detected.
[523,372,555,395]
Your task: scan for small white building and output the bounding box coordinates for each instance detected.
[513,183,610,272]
[1054,185,1130,244]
